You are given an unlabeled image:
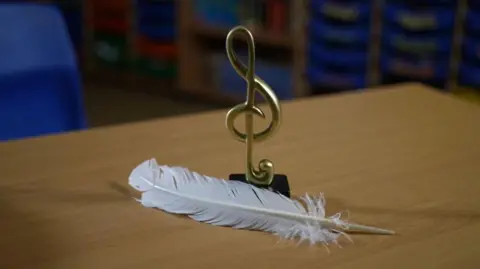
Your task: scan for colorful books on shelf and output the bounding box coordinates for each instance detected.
[210,52,293,100]
[194,0,293,96]
[193,0,291,36]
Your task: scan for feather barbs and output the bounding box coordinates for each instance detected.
[128,158,394,248]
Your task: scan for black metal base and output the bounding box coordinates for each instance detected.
[229,174,291,198]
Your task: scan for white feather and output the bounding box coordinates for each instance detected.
[129,159,394,247]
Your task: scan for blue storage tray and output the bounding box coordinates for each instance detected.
[138,24,176,42]
[308,41,368,71]
[459,63,480,87]
[136,1,175,23]
[310,0,371,23]
[385,0,456,6]
[380,54,449,80]
[466,9,480,34]
[383,4,455,31]
[309,16,370,46]
[306,65,367,89]
[462,36,480,63]
[382,27,452,56]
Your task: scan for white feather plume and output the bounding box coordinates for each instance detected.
[128,158,394,247]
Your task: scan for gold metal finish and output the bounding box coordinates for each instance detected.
[225,26,282,186]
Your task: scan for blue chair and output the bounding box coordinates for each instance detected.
[0,4,87,141]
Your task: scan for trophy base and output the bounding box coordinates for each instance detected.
[229,174,290,198]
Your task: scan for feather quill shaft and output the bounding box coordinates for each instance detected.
[129,159,394,246]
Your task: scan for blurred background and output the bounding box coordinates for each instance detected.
[1,0,480,140]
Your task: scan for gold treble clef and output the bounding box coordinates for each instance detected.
[225,26,282,186]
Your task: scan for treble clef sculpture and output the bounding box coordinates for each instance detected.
[225,26,282,186]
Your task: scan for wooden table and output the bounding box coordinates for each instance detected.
[1,83,479,269]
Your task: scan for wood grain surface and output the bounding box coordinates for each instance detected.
[0,83,479,269]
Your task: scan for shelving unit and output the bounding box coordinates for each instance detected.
[177,0,308,102]
[174,0,479,102]
[33,0,479,105]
